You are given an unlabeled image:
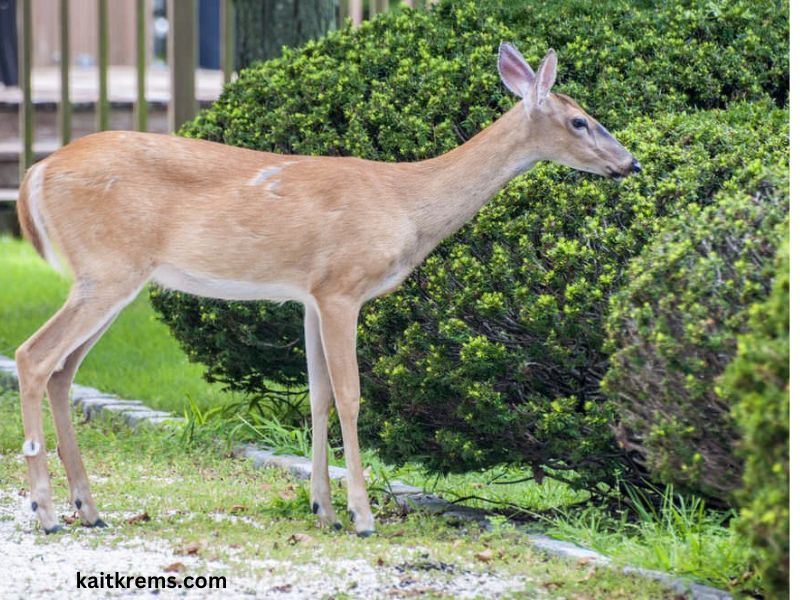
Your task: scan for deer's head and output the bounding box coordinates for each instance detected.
[498,43,640,180]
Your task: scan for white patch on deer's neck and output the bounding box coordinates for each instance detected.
[512,157,536,178]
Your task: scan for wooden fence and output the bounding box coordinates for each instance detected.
[16,0,423,185]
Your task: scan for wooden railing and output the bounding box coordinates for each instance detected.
[15,0,424,186]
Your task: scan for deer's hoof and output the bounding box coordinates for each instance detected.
[312,498,339,531]
[44,524,64,535]
[356,529,375,538]
[348,506,376,536]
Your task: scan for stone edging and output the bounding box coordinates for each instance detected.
[0,354,730,600]
[0,356,180,427]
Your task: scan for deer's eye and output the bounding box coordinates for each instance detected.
[571,117,588,129]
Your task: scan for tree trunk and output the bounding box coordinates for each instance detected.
[233,0,336,69]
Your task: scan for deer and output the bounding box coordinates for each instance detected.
[15,43,639,537]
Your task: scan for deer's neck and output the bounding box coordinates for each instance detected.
[407,103,540,256]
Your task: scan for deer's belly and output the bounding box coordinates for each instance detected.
[152,264,311,304]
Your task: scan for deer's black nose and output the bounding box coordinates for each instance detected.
[630,159,641,174]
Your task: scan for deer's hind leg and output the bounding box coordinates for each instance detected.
[15,276,145,533]
[305,303,340,529]
[46,310,120,527]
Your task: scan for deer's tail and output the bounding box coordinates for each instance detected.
[17,161,64,273]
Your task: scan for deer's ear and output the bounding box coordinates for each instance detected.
[498,43,535,100]
[533,49,557,106]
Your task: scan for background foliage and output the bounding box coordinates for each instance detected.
[602,162,787,502]
[721,241,789,597]
[149,292,308,422]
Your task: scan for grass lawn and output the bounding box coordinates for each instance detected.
[0,236,239,414]
[0,388,676,599]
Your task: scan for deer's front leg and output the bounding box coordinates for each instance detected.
[316,298,375,537]
[304,304,340,529]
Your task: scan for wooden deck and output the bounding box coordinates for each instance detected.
[0,66,227,197]
[0,65,225,106]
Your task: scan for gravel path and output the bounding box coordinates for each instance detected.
[0,484,530,599]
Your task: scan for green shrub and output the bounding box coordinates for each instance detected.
[480,0,788,124]
[149,0,789,487]
[359,105,787,483]
[602,162,788,501]
[149,291,306,421]
[194,0,789,161]
[722,241,789,596]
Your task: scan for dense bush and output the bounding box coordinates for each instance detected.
[149,292,307,420]
[358,105,787,483]
[602,164,788,501]
[150,0,789,488]
[722,242,789,596]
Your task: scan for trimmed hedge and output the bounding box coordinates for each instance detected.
[358,105,787,484]
[602,163,788,501]
[722,241,789,596]
[174,0,788,158]
[149,0,789,488]
[149,292,306,419]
